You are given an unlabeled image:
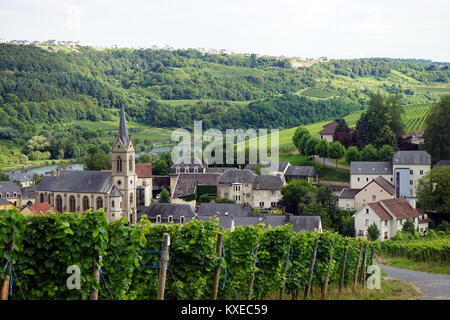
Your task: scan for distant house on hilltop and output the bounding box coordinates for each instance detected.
[319,119,342,143]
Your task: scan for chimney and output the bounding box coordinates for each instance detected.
[215,212,220,217]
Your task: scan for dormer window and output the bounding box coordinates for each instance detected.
[176,167,180,174]
[156,215,162,223]
[13,192,17,197]
[194,167,198,173]
[168,215,173,223]
[180,216,185,224]
[365,208,369,214]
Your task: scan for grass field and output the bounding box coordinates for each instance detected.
[300,88,335,99]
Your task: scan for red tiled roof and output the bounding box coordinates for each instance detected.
[135,163,152,178]
[30,202,60,216]
[378,198,420,220]
[373,176,395,195]
[319,120,339,135]
[368,202,392,220]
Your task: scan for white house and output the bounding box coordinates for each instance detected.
[353,198,428,240]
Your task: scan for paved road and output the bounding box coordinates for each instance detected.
[378,264,450,300]
[314,156,350,169]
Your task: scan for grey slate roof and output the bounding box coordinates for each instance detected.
[252,175,284,190]
[21,186,37,199]
[285,166,317,177]
[339,188,360,199]
[211,215,322,232]
[435,160,450,168]
[118,103,130,148]
[392,151,431,165]
[138,203,196,221]
[169,156,204,174]
[219,169,256,184]
[172,173,219,197]
[110,185,122,197]
[37,171,113,193]
[0,181,22,196]
[350,161,393,175]
[244,161,290,172]
[205,167,236,174]
[0,198,13,205]
[7,170,34,182]
[197,203,253,217]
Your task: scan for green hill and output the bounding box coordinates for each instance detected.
[0,43,449,166]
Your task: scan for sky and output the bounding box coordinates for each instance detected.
[0,0,449,61]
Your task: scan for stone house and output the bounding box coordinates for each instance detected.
[0,181,22,208]
[319,119,341,143]
[353,198,427,240]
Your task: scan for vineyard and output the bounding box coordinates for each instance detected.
[381,235,450,264]
[0,209,380,300]
[403,104,432,133]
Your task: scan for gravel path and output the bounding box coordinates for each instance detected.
[378,264,450,300]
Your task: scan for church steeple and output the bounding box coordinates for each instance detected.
[118,103,130,148]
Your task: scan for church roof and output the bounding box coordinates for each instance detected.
[37,171,114,194]
[110,185,122,197]
[118,103,130,148]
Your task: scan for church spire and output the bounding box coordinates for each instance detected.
[118,103,130,147]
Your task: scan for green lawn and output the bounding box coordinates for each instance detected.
[378,254,450,276]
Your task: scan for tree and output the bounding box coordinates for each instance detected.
[423,95,450,163]
[328,141,345,168]
[304,137,320,160]
[199,194,212,204]
[360,144,378,161]
[402,218,415,235]
[303,203,332,229]
[374,125,397,149]
[84,146,111,171]
[158,189,170,203]
[152,159,169,175]
[345,146,360,163]
[280,179,317,215]
[0,172,9,181]
[378,144,395,162]
[416,166,450,214]
[292,127,311,155]
[315,139,329,166]
[27,135,50,152]
[137,153,158,164]
[32,173,41,185]
[215,197,236,204]
[367,223,380,241]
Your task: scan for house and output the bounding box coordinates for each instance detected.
[202,215,322,233]
[284,166,318,183]
[21,186,37,208]
[135,163,152,206]
[170,173,220,206]
[152,176,170,199]
[0,181,22,208]
[244,161,291,177]
[197,203,253,217]
[350,161,394,189]
[36,104,138,224]
[319,119,342,143]
[7,170,34,187]
[217,169,284,210]
[21,202,60,217]
[353,198,427,240]
[0,198,14,211]
[138,203,196,224]
[392,151,431,208]
[338,176,395,210]
[169,156,205,193]
[434,160,450,168]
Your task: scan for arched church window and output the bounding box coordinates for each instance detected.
[97,197,103,209]
[117,157,122,172]
[130,193,133,205]
[69,196,76,212]
[82,196,90,212]
[56,195,62,213]
[129,156,133,172]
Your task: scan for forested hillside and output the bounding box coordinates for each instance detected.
[0,43,449,167]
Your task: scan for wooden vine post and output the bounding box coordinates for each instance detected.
[321,240,335,300]
[303,237,319,300]
[360,249,368,288]
[157,233,170,300]
[338,239,349,297]
[248,245,258,300]
[1,238,14,300]
[211,233,224,300]
[352,243,363,293]
[279,246,291,300]
[89,252,100,300]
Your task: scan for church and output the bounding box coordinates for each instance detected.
[35,104,139,224]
